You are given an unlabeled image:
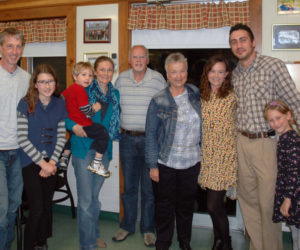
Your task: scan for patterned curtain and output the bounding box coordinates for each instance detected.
[0,18,66,43]
[128,1,250,30]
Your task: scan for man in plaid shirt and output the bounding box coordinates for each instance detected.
[229,23,300,250]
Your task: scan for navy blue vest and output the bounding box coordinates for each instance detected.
[17,96,67,167]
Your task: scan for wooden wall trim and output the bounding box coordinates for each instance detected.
[66,7,76,87]
[117,1,130,221]
[249,0,262,53]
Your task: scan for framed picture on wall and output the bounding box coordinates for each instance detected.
[84,19,111,43]
[277,0,300,14]
[83,52,109,65]
[272,24,300,50]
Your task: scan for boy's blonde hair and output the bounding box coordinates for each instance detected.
[264,99,300,134]
[72,61,94,77]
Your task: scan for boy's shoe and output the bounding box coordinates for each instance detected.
[87,161,97,173]
[95,163,110,178]
[88,161,110,178]
[59,155,70,170]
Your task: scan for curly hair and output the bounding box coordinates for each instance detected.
[200,55,233,101]
[25,64,60,114]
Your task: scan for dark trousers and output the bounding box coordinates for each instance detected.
[65,124,109,154]
[152,162,200,249]
[83,123,109,155]
[22,162,57,250]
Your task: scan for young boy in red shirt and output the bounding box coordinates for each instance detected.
[61,62,110,177]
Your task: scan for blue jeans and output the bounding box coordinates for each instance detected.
[120,133,155,234]
[0,149,23,250]
[72,150,109,250]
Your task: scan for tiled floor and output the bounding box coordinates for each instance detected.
[12,210,293,250]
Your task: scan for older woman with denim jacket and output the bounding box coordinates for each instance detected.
[145,53,202,250]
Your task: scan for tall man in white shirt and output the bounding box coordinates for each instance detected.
[0,28,30,250]
[112,45,166,246]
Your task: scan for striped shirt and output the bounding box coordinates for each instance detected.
[115,67,166,131]
[232,53,300,133]
[158,89,201,169]
[17,112,66,164]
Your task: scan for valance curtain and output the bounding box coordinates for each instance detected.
[0,18,66,43]
[128,1,250,30]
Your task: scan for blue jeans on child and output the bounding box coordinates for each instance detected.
[72,150,109,250]
[0,149,23,250]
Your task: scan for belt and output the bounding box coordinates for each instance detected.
[240,131,268,139]
[122,129,145,136]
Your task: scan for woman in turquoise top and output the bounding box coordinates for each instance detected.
[65,56,120,250]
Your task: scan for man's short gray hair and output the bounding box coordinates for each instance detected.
[164,52,188,72]
[0,28,25,46]
[128,45,149,60]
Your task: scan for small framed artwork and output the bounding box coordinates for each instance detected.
[83,52,109,65]
[272,24,300,50]
[277,0,300,14]
[84,19,111,43]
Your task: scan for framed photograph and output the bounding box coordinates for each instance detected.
[277,0,300,14]
[272,24,300,50]
[83,52,109,65]
[84,19,111,43]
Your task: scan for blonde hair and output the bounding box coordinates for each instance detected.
[72,61,94,77]
[264,100,300,134]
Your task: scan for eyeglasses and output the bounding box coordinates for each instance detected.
[132,56,146,60]
[37,80,56,85]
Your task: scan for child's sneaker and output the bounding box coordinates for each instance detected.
[59,155,70,170]
[88,161,110,178]
[87,161,97,173]
[95,163,110,178]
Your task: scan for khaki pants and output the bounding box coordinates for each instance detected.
[237,133,282,250]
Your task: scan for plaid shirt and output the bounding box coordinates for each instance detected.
[232,53,300,133]
[158,89,201,169]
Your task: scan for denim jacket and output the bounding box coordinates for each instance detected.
[145,84,202,169]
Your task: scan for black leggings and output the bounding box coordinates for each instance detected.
[206,189,230,241]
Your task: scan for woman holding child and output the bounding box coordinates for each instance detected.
[65,56,120,250]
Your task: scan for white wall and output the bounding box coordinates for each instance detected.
[54,3,120,213]
[262,0,300,62]
[23,41,66,57]
[76,4,119,83]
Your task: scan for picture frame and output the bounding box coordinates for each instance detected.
[83,52,109,65]
[277,0,300,14]
[84,19,111,43]
[272,24,300,50]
